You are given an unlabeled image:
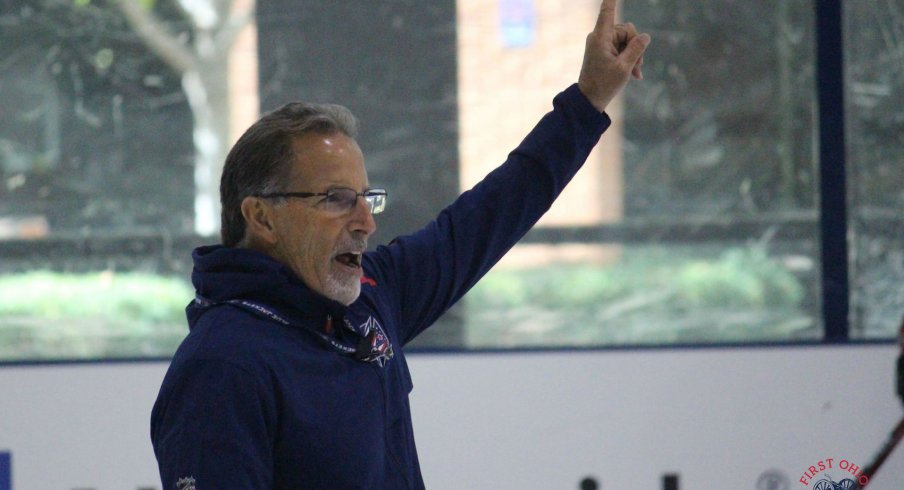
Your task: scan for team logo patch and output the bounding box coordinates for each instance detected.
[346,316,394,367]
[176,476,196,490]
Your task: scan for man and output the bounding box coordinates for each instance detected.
[150,0,650,487]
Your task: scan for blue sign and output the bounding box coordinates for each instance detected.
[0,451,10,490]
[499,0,536,48]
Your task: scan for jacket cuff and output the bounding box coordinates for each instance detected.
[558,83,612,130]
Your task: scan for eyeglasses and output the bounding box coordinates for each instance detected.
[256,188,387,215]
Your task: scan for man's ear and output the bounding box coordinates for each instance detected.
[240,196,279,245]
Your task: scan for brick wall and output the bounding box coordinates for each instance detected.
[457,0,624,265]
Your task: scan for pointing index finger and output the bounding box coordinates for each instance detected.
[595,0,617,35]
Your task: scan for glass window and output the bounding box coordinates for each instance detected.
[844,1,904,339]
[0,0,896,362]
[0,0,217,360]
[458,0,821,347]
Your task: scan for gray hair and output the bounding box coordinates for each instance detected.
[219,102,358,247]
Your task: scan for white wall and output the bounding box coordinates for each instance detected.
[0,345,901,490]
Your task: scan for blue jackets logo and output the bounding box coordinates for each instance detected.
[350,316,394,366]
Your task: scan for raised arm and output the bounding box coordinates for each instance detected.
[367,0,650,344]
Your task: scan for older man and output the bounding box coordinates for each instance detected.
[151,0,650,487]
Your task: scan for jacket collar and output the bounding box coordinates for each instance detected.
[187,244,348,328]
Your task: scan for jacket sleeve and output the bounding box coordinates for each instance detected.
[369,84,611,344]
[151,358,277,488]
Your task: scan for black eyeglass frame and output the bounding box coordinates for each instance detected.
[254,188,387,214]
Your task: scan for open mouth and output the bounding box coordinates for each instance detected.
[334,252,363,270]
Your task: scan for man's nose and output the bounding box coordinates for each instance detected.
[349,195,377,237]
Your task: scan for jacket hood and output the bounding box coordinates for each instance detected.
[186,244,348,329]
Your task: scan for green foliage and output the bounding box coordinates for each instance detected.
[465,246,811,347]
[468,262,633,309]
[470,246,803,311]
[0,271,192,360]
[0,248,812,357]
[672,248,804,308]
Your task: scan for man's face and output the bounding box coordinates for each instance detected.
[268,132,376,305]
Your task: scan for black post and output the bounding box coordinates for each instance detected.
[663,473,679,490]
[814,0,849,342]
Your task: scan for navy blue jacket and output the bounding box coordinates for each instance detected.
[150,84,610,489]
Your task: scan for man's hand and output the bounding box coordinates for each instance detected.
[578,0,651,112]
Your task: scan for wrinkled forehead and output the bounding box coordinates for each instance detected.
[287,132,368,190]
